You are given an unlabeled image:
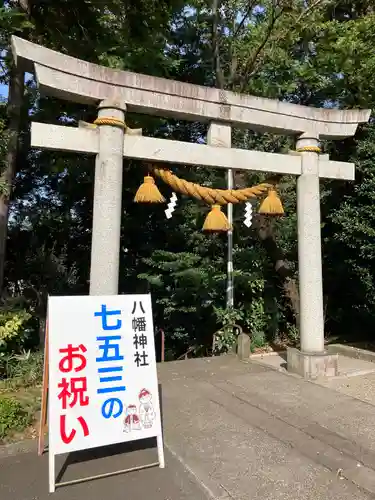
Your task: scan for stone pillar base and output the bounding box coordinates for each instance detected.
[287,347,338,379]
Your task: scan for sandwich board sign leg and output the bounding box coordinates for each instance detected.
[37,317,49,456]
[47,294,164,493]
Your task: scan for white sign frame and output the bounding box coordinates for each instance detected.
[47,294,164,493]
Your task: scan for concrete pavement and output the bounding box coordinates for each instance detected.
[319,371,375,405]
[0,439,211,500]
[2,354,375,499]
[160,356,375,499]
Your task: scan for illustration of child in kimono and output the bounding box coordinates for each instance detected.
[123,404,141,433]
[138,388,156,429]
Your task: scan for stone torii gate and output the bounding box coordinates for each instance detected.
[11,36,370,379]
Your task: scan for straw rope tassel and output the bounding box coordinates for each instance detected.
[134,175,165,203]
[203,205,232,232]
[258,187,284,216]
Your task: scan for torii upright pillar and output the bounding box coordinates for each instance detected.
[89,99,126,295]
[11,35,371,379]
[287,133,329,377]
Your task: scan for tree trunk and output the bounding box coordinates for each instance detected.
[0,65,24,293]
[253,214,300,327]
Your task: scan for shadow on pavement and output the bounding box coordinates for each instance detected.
[56,438,157,483]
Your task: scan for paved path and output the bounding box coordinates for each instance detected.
[160,356,375,500]
[0,440,210,500]
[318,371,375,406]
[2,355,375,499]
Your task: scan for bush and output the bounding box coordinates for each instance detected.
[0,397,31,440]
[0,307,33,354]
[213,306,244,354]
[250,331,267,352]
[0,351,44,387]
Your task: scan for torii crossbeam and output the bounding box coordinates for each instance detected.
[12,36,370,381]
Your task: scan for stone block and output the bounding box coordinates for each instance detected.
[287,347,338,379]
[237,333,251,361]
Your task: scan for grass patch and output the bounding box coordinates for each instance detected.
[0,351,43,391]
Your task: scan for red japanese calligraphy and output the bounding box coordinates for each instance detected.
[58,343,89,445]
[60,415,89,444]
[59,344,87,373]
[58,377,89,409]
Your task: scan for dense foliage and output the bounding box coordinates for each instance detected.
[1,0,375,362]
